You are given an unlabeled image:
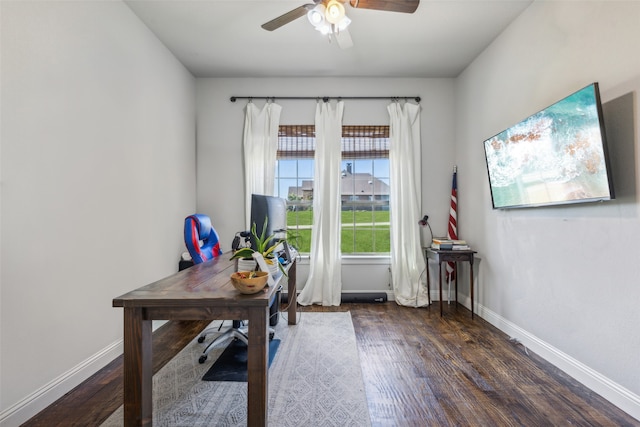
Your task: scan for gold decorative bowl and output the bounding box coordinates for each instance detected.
[230,271,269,294]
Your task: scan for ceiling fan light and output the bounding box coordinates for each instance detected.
[315,22,332,35]
[325,0,346,24]
[337,15,351,31]
[307,4,326,27]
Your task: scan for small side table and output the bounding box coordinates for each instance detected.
[425,248,477,318]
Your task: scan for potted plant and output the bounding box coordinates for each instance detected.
[230,217,287,276]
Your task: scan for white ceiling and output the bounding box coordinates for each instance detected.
[124,0,533,78]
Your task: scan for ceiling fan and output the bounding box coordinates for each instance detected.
[261,0,419,49]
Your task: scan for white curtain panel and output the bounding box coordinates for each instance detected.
[388,102,429,307]
[298,101,344,306]
[243,101,282,228]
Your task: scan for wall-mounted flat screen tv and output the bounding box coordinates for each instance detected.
[483,82,615,209]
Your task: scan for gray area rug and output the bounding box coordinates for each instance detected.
[102,311,371,426]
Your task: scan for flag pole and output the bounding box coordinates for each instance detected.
[445,166,458,287]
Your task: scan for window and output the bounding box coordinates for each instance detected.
[274,125,390,254]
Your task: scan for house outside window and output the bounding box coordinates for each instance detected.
[275,125,390,254]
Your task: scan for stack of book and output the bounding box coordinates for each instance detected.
[431,238,471,250]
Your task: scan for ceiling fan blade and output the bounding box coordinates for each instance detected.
[349,0,419,13]
[334,27,354,49]
[261,5,312,31]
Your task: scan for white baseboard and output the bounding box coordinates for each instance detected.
[466,297,640,422]
[386,290,395,301]
[4,296,639,425]
[426,290,639,421]
[0,340,123,427]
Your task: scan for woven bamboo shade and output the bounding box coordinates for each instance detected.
[277,125,389,159]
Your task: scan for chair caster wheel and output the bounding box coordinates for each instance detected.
[199,355,207,364]
[269,332,275,340]
[197,336,206,343]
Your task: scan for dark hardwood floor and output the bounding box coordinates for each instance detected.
[23,302,638,426]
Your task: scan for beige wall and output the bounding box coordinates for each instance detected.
[0,1,196,424]
[2,0,640,425]
[195,77,456,292]
[456,0,640,419]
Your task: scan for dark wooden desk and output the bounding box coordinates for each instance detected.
[113,256,297,427]
[425,248,477,318]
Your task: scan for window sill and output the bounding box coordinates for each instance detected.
[293,254,391,265]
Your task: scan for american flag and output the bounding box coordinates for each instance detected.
[446,167,458,282]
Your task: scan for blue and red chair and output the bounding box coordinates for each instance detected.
[183,214,275,363]
[184,214,222,264]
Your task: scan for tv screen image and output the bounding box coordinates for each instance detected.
[483,83,615,209]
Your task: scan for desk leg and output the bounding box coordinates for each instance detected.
[247,306,269,427]
[470,257,475,319]
[438,261,443,317]
[425,254,431,306]
[454,263,458,306]
[287,262,297,325]
[123,307,152,427]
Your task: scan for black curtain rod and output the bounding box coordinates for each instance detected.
[229,95,421,103]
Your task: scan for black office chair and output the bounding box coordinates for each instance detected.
[184,214,275,364]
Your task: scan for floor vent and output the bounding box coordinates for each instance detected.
[281,292,388,304]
